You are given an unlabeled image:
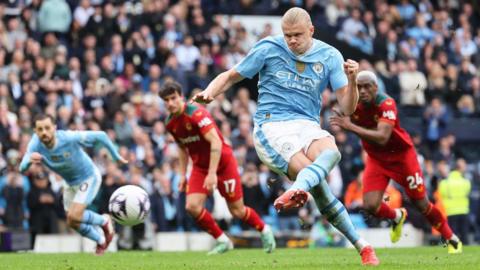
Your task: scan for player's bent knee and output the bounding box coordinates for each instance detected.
[319,149,341,171]
[229,207,246,219]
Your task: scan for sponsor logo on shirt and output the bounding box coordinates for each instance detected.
[179,135,200,144]
[382,110,396,120]
[275,70,319,91]
[295,61,306,73]
[198,117,212,128]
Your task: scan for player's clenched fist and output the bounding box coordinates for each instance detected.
[30,152,43,164]
[191,90,214,104]
[343,59,359,82]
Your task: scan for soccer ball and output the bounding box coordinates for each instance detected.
[108,185,151,226]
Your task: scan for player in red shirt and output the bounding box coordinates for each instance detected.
[330,71,462,254]
[160,82,276,255]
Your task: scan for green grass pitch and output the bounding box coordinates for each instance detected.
[0,246,478,270]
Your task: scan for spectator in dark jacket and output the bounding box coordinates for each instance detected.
[423,97,450,153]
[2,167,26,230]
[27,171,59,246]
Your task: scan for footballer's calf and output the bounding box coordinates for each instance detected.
[66,203,87,229]
[363,191,384,215]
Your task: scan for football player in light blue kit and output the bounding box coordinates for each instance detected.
[19,114,127,255]
[192,7,379,265]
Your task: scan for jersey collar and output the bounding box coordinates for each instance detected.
[172,102,187,117]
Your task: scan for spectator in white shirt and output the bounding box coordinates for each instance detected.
[73,0,94,27]
[174,36,200,72]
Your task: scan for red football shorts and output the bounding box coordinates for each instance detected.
[362,147,426,200]
[187,156,243,202]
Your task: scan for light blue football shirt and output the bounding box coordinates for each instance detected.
[19,130,122,185]
[235,35,348,126]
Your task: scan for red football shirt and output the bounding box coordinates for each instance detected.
[166,103,233,170]
[351,92,414,162]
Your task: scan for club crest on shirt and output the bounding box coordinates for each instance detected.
[186,122,192,130]
[374,115,379,122]
[295,61,305,73]
[63,152,71,159]
[313,62,323,74]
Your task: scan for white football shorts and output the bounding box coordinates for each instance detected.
[253,119,332,175]
[63,167,102,211]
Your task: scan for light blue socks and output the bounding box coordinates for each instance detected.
[290,149,361,246]
[311,184,360,245]
[290,149,341,191]
[76,223,104,244]
[82,210,107,226]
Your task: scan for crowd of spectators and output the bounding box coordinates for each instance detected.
[0,0,479,248]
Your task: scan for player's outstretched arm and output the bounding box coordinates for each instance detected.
[19,152,32,173]
[19,139,39,173]
[191,68,244,104]
[93,131,128,164]
[329,114,393,146]
[71,131,128,164]
[335,59,360,116]
[192,39,269,104]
